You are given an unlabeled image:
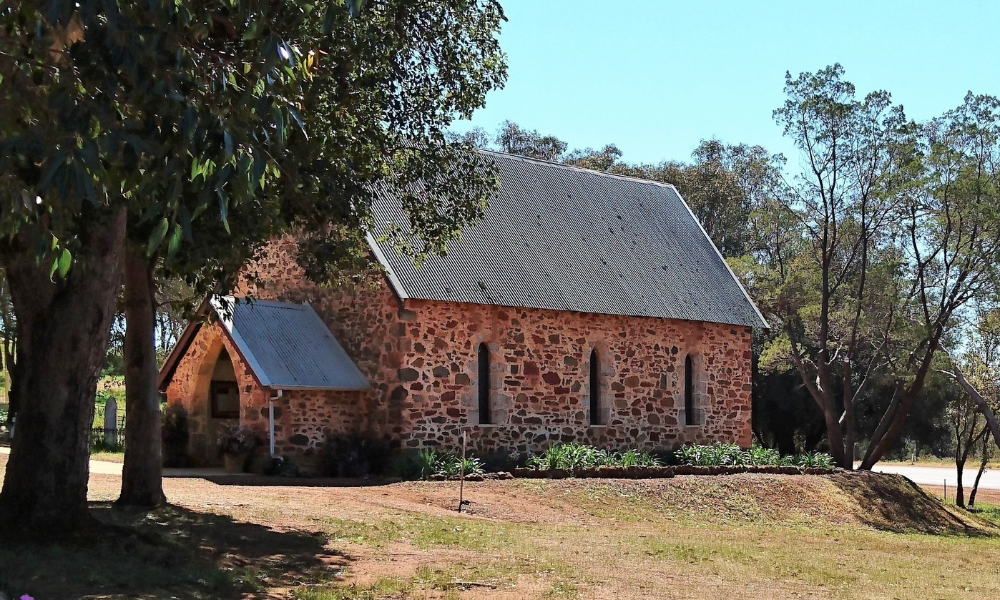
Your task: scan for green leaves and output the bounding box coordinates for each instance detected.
[49,248,73,279]
[167,224,183,259]
[1,0,507,307]
[147,218,169,257]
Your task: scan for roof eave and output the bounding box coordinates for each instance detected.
[665,183,769,330]
[365,232,410,302]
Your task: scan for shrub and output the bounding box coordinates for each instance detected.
[162,403,191,467]
[790,451,835,469]
[416,448,440,478]
[91,436,121,453]
[217,423,260,457]
[525,443,660,471]
[674,443,748,467]
[323,433,393,477]
[672,443,834,469]
[393,449,485,480]
[389,452,424,480]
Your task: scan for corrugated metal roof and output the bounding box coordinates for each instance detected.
[367,151,767,328]
[212,297,370,391]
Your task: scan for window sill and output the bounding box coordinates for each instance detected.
[588,424,609,429]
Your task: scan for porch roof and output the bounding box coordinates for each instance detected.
[158,297,370,392]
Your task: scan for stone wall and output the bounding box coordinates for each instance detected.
[379,298,751,453]
[234,239,753,456]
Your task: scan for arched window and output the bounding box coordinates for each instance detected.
[684,354,695,426]
[590,349,602,425]
[478,343,491,424]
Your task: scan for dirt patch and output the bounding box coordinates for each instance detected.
[71,465,1000,535]
[3,454,1000,599]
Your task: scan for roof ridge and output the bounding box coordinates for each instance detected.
[478,149,682,192]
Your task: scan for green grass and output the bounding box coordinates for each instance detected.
[320,513,515,553]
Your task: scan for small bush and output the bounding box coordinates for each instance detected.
[389,452,424,480]
[217,423,260,457]
[415,448,440,478]
[393,449,485,480]
[672,443,834,469]
[789,451,835,469]
[524,443,660,472]
[91,436,122,453]
[263,455,301,477]
[323,433,393,477]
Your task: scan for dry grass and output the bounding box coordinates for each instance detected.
[2,454,1000,599]
[88,451,125,464]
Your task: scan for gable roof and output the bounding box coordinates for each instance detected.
[158,298,370,392]
[367,151,767,328]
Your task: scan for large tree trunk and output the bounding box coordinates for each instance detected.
[117,246,164,506]
[0,209,126,536]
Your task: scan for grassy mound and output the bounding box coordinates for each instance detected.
[526,471,993,534]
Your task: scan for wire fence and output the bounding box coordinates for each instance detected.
[93,403,126,430]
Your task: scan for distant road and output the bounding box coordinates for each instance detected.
[872,463,1000,490]
[0,446,123,476]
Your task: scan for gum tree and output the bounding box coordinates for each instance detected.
[0,0,504,533]
[860,94,1000,468]
[749,66,1000,469]
[745,65,914,468]
[117,0,507,506]
[0,0,315,534]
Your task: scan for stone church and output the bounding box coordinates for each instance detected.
[158,151,766,467]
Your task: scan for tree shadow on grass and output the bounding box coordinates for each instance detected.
[829,471,995,535]
[0,502,350,600]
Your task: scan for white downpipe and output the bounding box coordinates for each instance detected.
[269,389,282,456]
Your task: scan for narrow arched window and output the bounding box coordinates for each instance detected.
[590,349,602,425]
[684,354,695,425]
[478,343,491,424]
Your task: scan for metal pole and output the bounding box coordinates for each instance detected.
[458,434,466,513]
[943,479,947,502]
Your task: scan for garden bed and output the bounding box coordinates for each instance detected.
[510,464,838,479]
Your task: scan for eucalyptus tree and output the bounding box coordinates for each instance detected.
[0,0,505,533]
[941,310,1000,468]
[749,66,1000,469]
[0,0,315,533]
[859,93,1000,468]
[751,65,916,469]
[117,0,507,507]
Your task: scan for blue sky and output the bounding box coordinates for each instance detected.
[453,0,1000,166]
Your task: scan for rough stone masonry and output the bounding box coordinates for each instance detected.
[164,236,752,467]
